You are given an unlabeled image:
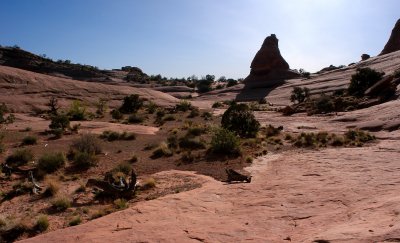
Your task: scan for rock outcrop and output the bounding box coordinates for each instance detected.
[380,19,400,55]
[244,34,299,88]
[361,54,370,61]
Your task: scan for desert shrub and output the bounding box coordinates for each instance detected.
[163,114,175,121]
[221,103,260,138]
[178,137,206,150]
[212,102,223,108]
[345,129,375,143]
[21,135,37,146]
[129,154,138,163]
[51,195,71,211]
[181,151,195,163]
[119,94,143,114]
[175,100,192,112]
[348,68,384,97]
[43,178,60,197]
[145,101,158,114]
[110,109,123,120]
[265,125,283,137]
[69,134,102,156]
[112,162,132,175]
[47,97,59,115]
[167,134,179,149]
[331,136,344,146]
[196,79,213,93]
[210,128,240,155]
[187,126,207,137]
[71,151,98,170]
[141,178,156,190]
[68,100,87,121]
[114,198,128,210]
[290,87,310,103]
[151,142,173,159]
[314,94,335,113]
[70,123,81,134]
[37,152,66,174]
[100,130,136,141]
[293,133,316,147]
[394,69,400,78]
[127,114,144,124]
[227,79,238,87]
[0,103,15,124]
[34,215,49,232]
[245,156,253,163]
[49,114,70,133]
[188,108,200,118]
[95,98,108,117]
[201,111,212,120]
[6,149,33,166]
[69,216,81,226]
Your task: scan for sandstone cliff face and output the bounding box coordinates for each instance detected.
[244,34,299,88]
[380,19,400,55]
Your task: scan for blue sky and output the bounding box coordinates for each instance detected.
[0,0,399,79]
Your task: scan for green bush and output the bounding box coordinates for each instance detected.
[119,94,143,114]
[348,68,384,97]
[110,109,123,120]
[221,103,260,138]
[196,79,213,93]
[210,128,240,155]
[290,87,310,103]
[21,135,37,146]
[69,134,102,155]
[100,131,136,141]
[314,94,335,113]
[175,100,192,112]
[71,151,98,170]
[37,152,65,174]
[6,149,34,166]
[212,102,223,108]
[95,98,108,117]
[35,215,49,232]
[49,114,70,132]
[68,100,87,121]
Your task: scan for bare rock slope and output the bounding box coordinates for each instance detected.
[380,19,400,55]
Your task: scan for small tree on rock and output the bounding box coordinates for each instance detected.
[221,103,260,138]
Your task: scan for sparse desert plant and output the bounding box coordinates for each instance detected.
[188,108,200,118]
[110,109,123,120]
[290,87,310,104]
[43,178,60,197]
[119,94,143,114]
[175,100,192,112]
[69,216,82,226]
[163,114,175,121]
[348,68,385,97]
[245,156,253,163]
[113,198,128,210]
[265,124,283,137]
[21,135,37,146]
[178,136,206,150]
[145,101,158,114]
[37,152,66,174]
[100,130,136,141]
[345,129,375,143]
[70,123,81,133]
[187,125,207,137]
[71,151,98,170]
[151,142,173,159]
[34,215,49,232]
[95,98,108,117]
[6,149,34,166]
[141,177,156,190]
[49,113,70,136]
[210,128,240,155]
[51,195,71,211]
[167,134,179,149]
[127,113,144,123]
[394,69,400,78]
[330,136,344,146]
[47,96,59,115]
[68,100,87,121]
[221,103,260,138]
[112,162,132,175]
[201,111,212,120]
[181,151,195,163]
[212,102,223,108]
[314,94,335,113]
[69,133,102,156]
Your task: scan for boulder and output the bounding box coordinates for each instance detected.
[244,34,299,88]
[380,19,400,55]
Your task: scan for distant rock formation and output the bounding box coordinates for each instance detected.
[244,34,299,88]
[380,19,400,55]
[361,54,370,61]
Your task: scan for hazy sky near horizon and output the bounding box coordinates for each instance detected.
[0,0,399,79]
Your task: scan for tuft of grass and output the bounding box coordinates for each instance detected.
[37,152,66,174]
[151,142,173,159]
[43,178,60,197]
[35,215,49,232]
[113,198,128,210]
[141,178,156,190]
[68,216,81,226]
[163,114,175,121]
[51,195,71,211]
[21,135,37,146]
[6,149,34,166]
[112,162,132,175]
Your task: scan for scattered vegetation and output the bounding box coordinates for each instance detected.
[127,114,144,124]
[68,100,87,121]
[113,198,128,210]
[221,103,260,138]
[68,134,102,169]
[34,215,49,232]
[21,135,37,146]
[151,142,173,159]
[175,100,192,112]
[6,149,34,167]
[100,130,136,141]
[68,216,82,226]
[210,128,240,155]
[290,87,310,104]
[51,195,71,211]
[119,94,143,114]
[37,152,66,175]
[348,68,384,97]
